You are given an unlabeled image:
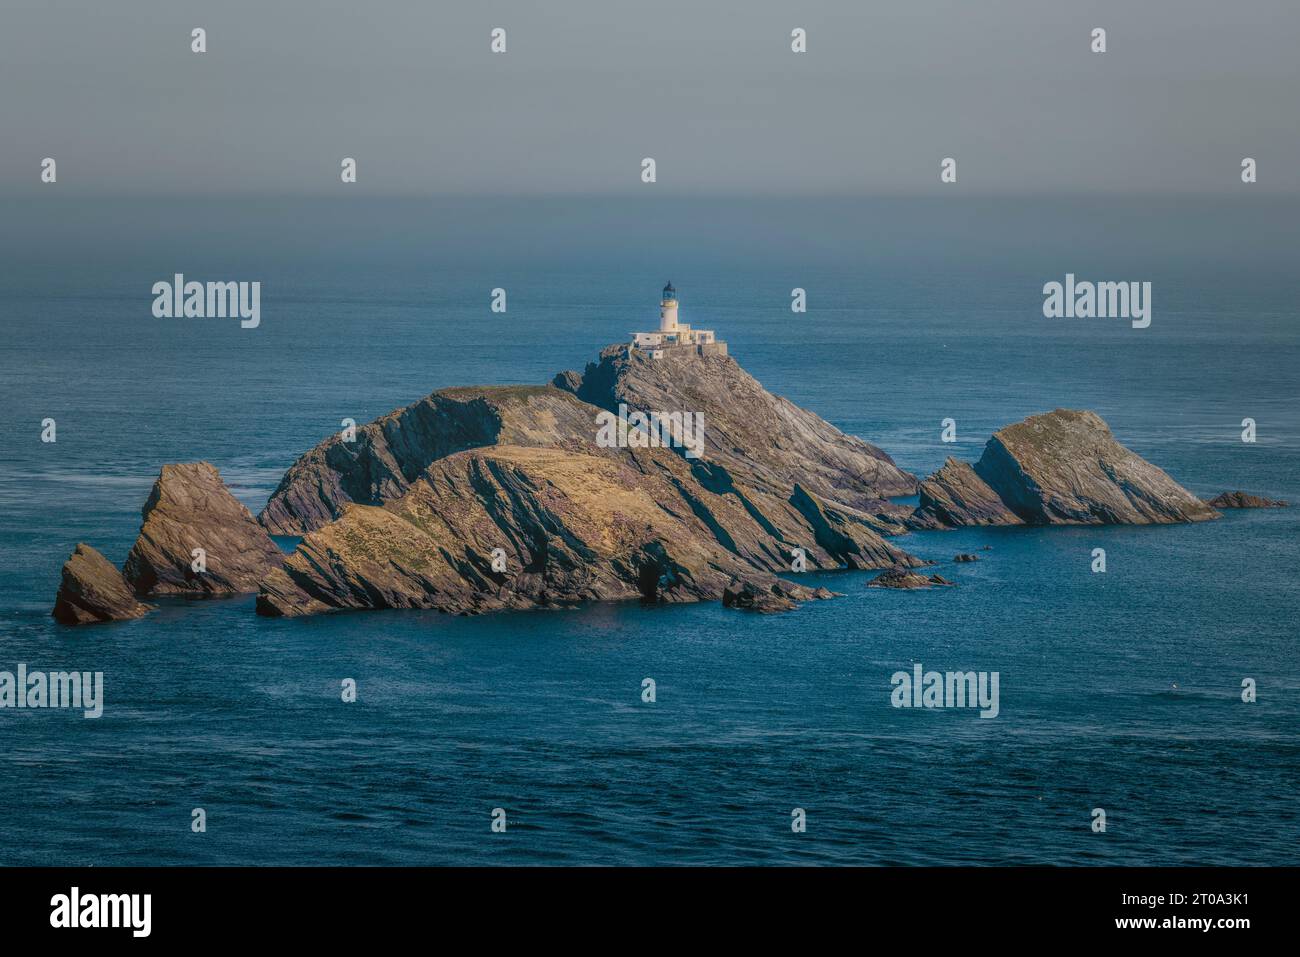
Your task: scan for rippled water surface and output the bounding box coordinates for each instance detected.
[2,197,1297,864]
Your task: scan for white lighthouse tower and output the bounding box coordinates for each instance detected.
[629,282,726,357]
[659,281,679,333]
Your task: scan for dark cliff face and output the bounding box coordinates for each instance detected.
[912,410,1220,528]
[124,462,284,595]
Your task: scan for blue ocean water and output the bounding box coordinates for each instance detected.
[1,196,1297,865]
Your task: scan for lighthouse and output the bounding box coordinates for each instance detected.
[629,282,727,358]
[659,281,679,332]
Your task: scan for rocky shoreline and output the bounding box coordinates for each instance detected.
[51,343,1266,624]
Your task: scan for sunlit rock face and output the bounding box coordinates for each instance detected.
[912,409,1220,528]
[255,345,925,618]
[52,543,151,625]
[124,462,283,595]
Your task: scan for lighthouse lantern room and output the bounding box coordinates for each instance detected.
[659,282,679,332]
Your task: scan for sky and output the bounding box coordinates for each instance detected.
[1,0,1298,196]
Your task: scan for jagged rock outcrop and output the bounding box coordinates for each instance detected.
[910,457,1024,529]
[953,554,979,563]
[979,411,1218,524]
[868,567,956,590]
[562,345,917,509]
[255,353,925,618]
[52,544,152,625]
[263,348,917,536]
[258,443,868,617]
[1205,491,1289,509]
[787,484,914,567]
[723,577,832,613]
[260,385,622,534]
[552,370,583,393]
[124,463,283,595]
[911,410,1220,528]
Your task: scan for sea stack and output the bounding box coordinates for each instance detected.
[912,410,1220,528]
[912,458,1024,529]
[52,544,152,625]
[124,462,283,595]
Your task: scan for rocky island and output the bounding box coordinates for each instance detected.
[254,350,923,618]
[52,544,152,625]
[51,300,1244,623]
[909,409,1219,528]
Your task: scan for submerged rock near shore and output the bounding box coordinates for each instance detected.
[124,463,283,595]
[52,544,151,625]
[1205,491,1289,509]
[722,577,833,613]
[868,567,955,590]
[911,410,1220,528]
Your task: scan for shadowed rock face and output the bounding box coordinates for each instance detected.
[124,463,283,595]
[257,443,884,617]
[786,483,915,567]
[52,544,151,625]
[912,410,1220,528]
[1205,491,1289,508]
[561,345,918,510]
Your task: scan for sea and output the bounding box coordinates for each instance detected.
[1,194,1297,865]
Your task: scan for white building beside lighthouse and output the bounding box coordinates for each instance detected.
[630,283,726,358]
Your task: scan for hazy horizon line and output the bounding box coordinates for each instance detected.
[4,188,1294,200]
